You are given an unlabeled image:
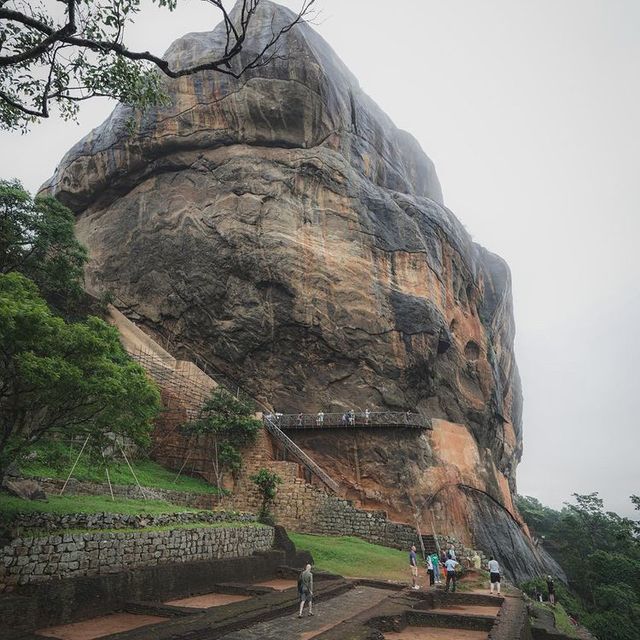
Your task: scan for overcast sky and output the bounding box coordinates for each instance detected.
[2,0,638,517]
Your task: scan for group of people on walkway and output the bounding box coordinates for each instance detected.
[409,545,502,595]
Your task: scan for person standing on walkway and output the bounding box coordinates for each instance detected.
[444,556,459,592]
[448,545,456,560]
[298,564,314,617]
[409,545,419,589]
[547,576,555,606]
[316,411,324,426]
[488,557,501,595]
[426,554,435,587]
[431,552,441,584]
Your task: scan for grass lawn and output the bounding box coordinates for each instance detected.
[289,532,411,583]
[0,493,204,522]
[20,442,219,494]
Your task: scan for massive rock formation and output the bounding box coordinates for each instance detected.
[43,1,556,581]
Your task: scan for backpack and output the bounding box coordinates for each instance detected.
[297,571,304,593]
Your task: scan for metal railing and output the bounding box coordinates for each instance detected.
[263,416,339,493]
[264,411,431,430]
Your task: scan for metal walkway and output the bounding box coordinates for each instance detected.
[265,411,431,430]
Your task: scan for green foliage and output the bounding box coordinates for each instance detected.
[518,493,640,640]
[288,533,410,583]
[18,440,221,494]
[0,0,174,131]
[0,180,87,311]
[250,468,282,521]
[184,388,260,485]
[515,494,561,539]
[0,272,161,473]
[0,1,315,131]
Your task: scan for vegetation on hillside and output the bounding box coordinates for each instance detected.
[19,440,221,495]
[184,387,261,492]
[517,493,640,640]
[0,494,201,522]
[0,181,160,475]
[251,468,282,522]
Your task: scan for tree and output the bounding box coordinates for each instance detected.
[0,0,316,131]
[0,271,161,475]
[183,387,260,492]
[250,467,282,522]
[517,492,640,640]
[0,179,87,311]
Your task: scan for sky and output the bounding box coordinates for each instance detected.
[2,0,638,517]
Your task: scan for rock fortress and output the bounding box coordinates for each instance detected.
[43,0,559,587]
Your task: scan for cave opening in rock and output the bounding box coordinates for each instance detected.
[464,340,480,360]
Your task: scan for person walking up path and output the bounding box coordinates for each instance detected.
[444,557,459,592]
[298,564,314,618]
[409,545,419,590]
[488,557,501,595]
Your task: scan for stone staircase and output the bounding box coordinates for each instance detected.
[106,305,339,495]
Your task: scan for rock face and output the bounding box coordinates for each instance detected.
[44,1,551,580]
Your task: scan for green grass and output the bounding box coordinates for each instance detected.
[0,493,203,522]
[289,532,410,583]
[553,603,580,638]
[19,441,220,494]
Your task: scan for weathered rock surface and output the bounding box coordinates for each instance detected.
[44,1,549,580]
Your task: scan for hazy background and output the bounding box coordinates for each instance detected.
[2,0,638,516]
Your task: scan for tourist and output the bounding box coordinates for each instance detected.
[341,412,348,426]
[488,557,501,595]
[472,552,482,570]
[448,545,456,560]
[409,545,419,589]
[348,409,355,425]
[431,552,441,584]
[316,411,324,426]
[297,412,303,426]
[444,556,459,592]
[298,564,314,617]
[426,554,435,587]
[364,408,370,424]
[547,575,555,606]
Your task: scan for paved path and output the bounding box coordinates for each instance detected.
[218,586,391,640]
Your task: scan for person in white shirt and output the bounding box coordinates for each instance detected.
[488,557,501,595]
[426,554,435,587]
[444,557,459,592]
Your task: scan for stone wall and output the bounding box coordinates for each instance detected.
[0,524,273,591]
[7,509,256,536]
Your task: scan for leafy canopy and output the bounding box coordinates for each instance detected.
[0,179,87,310]
[516,492,640,640]
[0,271,161,472]
[184,387,260,474]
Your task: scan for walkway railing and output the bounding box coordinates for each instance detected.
[265,411,431,430]
[263,416,340,493]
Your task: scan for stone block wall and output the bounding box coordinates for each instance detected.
[0,524,273,591]
[7,509,256,536]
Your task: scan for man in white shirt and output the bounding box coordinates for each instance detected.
[488,557,501,595]
[444,557,459,592]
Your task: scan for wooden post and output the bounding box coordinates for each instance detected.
[60,436,90,496]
